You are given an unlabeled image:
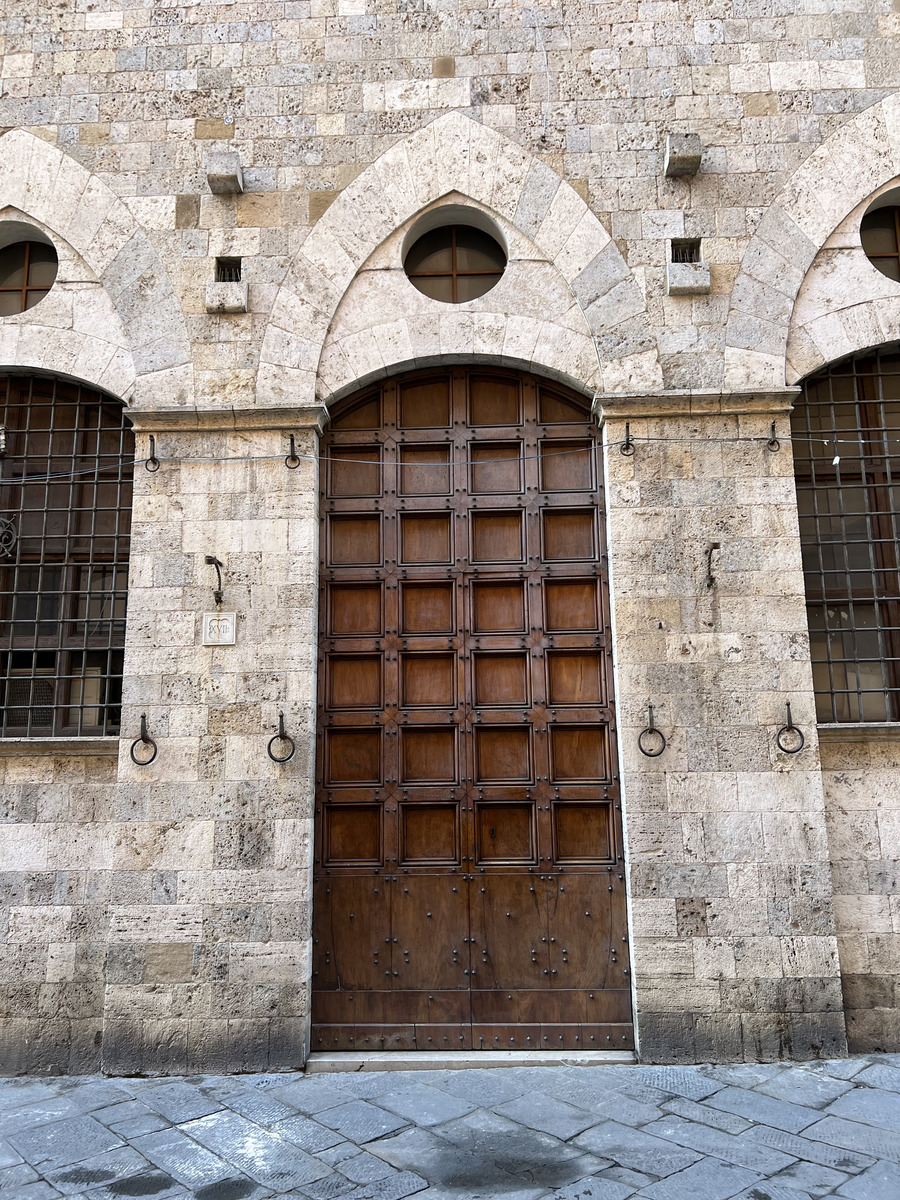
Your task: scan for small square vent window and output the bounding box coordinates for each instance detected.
[215,257,242,283]
[671,239,701,264]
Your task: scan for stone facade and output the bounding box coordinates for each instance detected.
[1,0,899,1071]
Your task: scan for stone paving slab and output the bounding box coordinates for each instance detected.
[1,1055,900,1198]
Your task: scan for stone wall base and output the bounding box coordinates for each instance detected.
[637,1009,848,1064]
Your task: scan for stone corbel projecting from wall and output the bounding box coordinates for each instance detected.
[258,111,663,409]
[725,93,900,392]
[0,129,194,410]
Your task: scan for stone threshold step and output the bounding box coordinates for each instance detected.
[306,1050,636,1073]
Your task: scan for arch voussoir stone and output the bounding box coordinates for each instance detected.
[0,129,193,407]
[259,111,661,407]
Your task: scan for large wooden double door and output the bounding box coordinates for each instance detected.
[312,368,632,1051]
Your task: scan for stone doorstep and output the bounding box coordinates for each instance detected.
[305,1050,637,1073]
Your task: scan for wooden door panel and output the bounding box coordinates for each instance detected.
[313,877,390,993]
[314,368,631,1051]
[473,653,529,707]
[329,584,382,636]
[391,876,470,991]
[472,582,526,632]
[399,445,451,495]
[400,803,459,865]
[470,443,522,494]
[470,875,550,990]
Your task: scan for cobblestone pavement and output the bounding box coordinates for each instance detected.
[2,1055,900,1200]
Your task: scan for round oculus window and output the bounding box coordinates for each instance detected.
[0,241,59,315]
[861,205,900,282]
[404,224,507,303]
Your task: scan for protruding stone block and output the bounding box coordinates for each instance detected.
[205,281,249,313]
[206,150,244,194]
[664,133,702,177]
[667,261,711,295]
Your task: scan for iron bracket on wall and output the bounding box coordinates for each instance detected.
[130,713,158,766]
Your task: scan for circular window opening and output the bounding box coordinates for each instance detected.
[861,205,900,282]
[0,241,59,315]
[404,225,507,303]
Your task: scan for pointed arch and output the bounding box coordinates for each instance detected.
[0,130,193,407]
[258,112,661,406]
[724,94,900,392]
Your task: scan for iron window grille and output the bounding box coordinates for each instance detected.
[793,348,900,722]
[0,374,133,736]
[671,239,701,263]
[215,256,242,283]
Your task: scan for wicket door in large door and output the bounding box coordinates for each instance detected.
[312,368,633,1051]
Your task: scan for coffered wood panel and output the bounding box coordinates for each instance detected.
[313,367,632,1052]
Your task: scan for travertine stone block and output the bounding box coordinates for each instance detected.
[664,133,702,177]
[206,151,244,195]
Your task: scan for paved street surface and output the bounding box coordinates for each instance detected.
[2,1054,900,1200]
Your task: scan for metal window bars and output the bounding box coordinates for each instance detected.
[0,375,133,736]
[792,349,900,723]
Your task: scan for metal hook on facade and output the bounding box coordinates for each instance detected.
[285,435,301,469]
[130,712,158,766]
[638,704,667,757]
[145,434,160,472]
[204,555,224,607]
[776,702,805,754]
[767,422,780,452]
[267,710,296,763]
[620,422,635,457]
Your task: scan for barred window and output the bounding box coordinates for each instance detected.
[793,349,900,723]
[0,375,133,736]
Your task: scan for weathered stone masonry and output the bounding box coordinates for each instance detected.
[1,0,900,1070]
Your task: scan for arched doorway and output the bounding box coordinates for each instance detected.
[312,367,633,1051]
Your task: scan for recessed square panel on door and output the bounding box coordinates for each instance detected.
[549,726,609,782]
[472,511,524,564]
[552,801,614,863]
[544,579,600,631]
[329,446,381,498]
[470,443,523,494]
[328,584,383,637]
[400,804,459,865]
[547,652,604,707]
[469,375,520,426]
[539,387,587,424]
[327,655,382,709]
[324,804,382,865]
[475,726,532,783]
[401,727,457,784]
[399,445,451,496]
[473,653,529,708]
[542,509,596,562]
[399,378,450,428]
[328,515,381,566]
[331,393,381,429]
[540,441,594,493]
[472,582,526,633]
[476,803,535,864]
[325,727,382,786]
[401,654,455,708]
[401,583,454,633]
[400,513,452,565]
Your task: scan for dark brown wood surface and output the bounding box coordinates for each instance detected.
[313,368,632,1052]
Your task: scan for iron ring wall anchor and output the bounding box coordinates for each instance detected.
[144,434,160,472]
[637,704,667,757]
[285,434,301,469]
[267,711,296,763]
[129,713,158,766]
[776,702,805,754]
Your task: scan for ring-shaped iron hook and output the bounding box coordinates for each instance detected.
[766,422,781,453]
[267,710,296,763]
[620,421,635,457]
[145,434,160,473]
[638,704,667,758]
[129,712,158,766]
[285,434,301,470]
[776,701,805,754]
